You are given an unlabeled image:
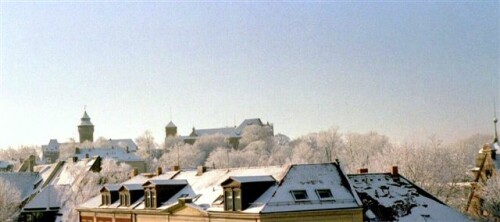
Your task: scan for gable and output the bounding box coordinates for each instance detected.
[169,204,206,217]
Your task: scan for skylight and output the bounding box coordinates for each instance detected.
[291,190,309,201]
[316,189,333,200]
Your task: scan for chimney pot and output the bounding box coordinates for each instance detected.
[196,166,206,176]
[171,165,180,171]
[129,168,138,178]
[357,168,368,174]
[391,166,399,176]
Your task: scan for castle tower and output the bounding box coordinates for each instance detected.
[78,110,94,143]
[165,121,177,137]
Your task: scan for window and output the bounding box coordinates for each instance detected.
[145,190,151,208]
[315,189,333,200]
[179,194,189,198]
[151,190,157,208]
[234,189,242,211]
[224,188,242,211]
[291,190,309,201]
[224,189,233,211]
[101,193,110,205]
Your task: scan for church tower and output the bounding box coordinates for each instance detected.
[165,121,177,137]
[78,110,94,143]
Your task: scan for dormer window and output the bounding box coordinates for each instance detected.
[119,192,131,206]
[291,190,309,201]
[220,175,275,212]
[101,193,111,205]
[316,189,333,200]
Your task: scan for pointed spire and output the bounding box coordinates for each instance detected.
[80,110,93,126]
[494,99,498,143]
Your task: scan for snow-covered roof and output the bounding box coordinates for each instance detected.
[23,185,66,211]
[194,127,238,137]
[102,184,121,192]
[79,163,361,215]
[224,175,276,184]
[348,173,470,221]
[54,158,99,185]
[0,172,42,200]
[235,118,264,135]
[190,118,267,138]
[74,147,141,162]
[0,160,13,169]
[259,163,360,213]
[42,139,60,152]
[145,179,188,186]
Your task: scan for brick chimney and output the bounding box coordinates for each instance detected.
[156,167,162,176]
[391,166,399,176]
[171,165,180,171]
[196,166,206,176]
[357,168,368,174]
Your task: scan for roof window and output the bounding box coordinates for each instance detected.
[291,190,309,201]
[315,189,333,200]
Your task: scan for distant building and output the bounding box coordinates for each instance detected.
[466,118,499,217]
[348,167,470,221]
[40,111,142,170]
[78,111,94,143]
[0,160,14,172]
[170,118,274,148]
[78,162,364,222]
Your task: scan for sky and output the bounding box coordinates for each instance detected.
[0,2,498,148]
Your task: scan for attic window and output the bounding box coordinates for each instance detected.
[291,190,309,201]
[316,189,333,200]
[179,194,189,198]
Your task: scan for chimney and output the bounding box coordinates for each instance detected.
[357,168,368,174]
[391,166,399,176]
[75,147,81,154]
[156,167,162,176]
[29,155,35,172]
[126,146,129,153]
[171,165,180,171]
[129,168,138,178]
[196,166,206,176]
[85,153,89,158]
[72,156,78,163]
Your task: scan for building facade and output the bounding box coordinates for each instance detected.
[78,162,364,222]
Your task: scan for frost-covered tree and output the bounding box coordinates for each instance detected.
[59,158,132,221]
[239,125,273,149]
[58,138,77,161]
[159,143,206,169]
[0,178,22,222]
[482,174,500,218]
[98,159,133,184]
[136,130,160,170]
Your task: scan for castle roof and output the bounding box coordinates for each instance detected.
[80,111,93,126]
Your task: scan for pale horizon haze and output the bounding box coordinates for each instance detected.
[1,2,499,148]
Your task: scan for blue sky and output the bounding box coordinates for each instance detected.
[0,2,498,148]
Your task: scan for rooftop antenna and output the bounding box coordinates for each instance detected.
[169,106,172,121]
[494,98,498,143]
